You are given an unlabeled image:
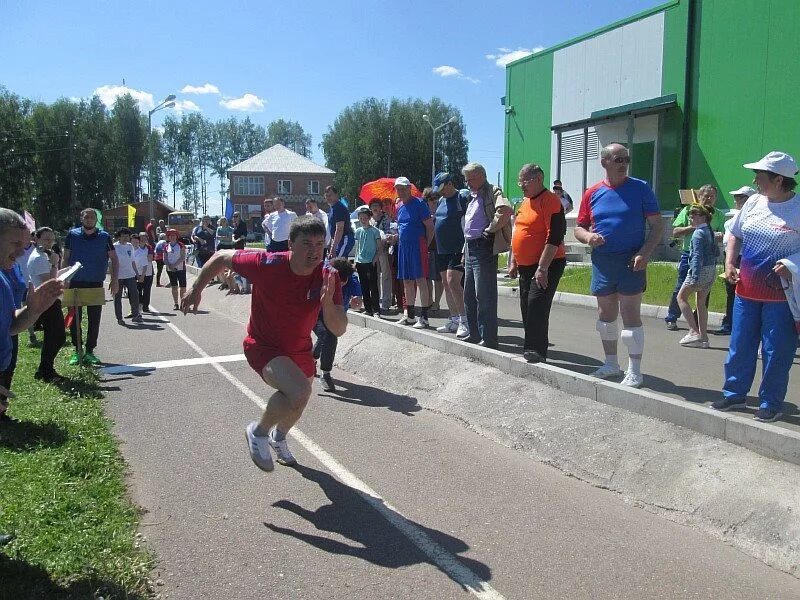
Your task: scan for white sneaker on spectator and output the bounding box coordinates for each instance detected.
[412,316,429,329]
[590,363,624,379]
[437,319,458,333]
[245,422,274,472]
[456,322,471,339]
[268,429,297,466]
[621,371,644,388]
[397,315,414,326]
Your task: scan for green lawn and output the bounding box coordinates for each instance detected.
[503,261,728,313]
[0,341,152,598]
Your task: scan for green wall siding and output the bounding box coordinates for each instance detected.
[658,0,690,208]
[504,52,553,195]
[688,0,800,206]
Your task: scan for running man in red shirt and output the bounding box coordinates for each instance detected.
[181,216,346,471]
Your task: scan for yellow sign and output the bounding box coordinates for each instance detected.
[62,287,106,307]
[128,204,136,228]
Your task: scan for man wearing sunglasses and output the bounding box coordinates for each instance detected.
[575,143,664,388]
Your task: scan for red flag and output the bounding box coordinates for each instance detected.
[64,307,75,328]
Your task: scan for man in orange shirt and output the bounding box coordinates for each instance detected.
[508,163,567,363]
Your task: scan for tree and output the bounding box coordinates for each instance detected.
[267,119,312,157]
[110,94,147,203]
[321,97,469,202]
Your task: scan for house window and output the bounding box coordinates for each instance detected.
[277,180,292,194]
[234,176,265,196]
[307,180,320,195]
[233,204,250,219]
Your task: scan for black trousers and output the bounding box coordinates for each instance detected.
[0,335,19,406]
[355,262,379,314]
[68,281,103,353]
[518,258,566,358]
[312,315,337,373]
[36,300,65,377]
[138,275,153,309]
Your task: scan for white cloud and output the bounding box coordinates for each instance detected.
[170,99,201,113]
[181,83,220,95]
[219,93,265,112]
[93,84,154,110]
[485,46,546,68]
[432,65,479,84]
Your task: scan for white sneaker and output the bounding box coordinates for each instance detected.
[397,315,414,325]
[437,319,458,333]
[412,316,429,329]
[590,363,624,379]
[456,322,470,338]
[268,430,297,466]
[245,422,274,472]
[679,332,702,346]
[621,371,644,388]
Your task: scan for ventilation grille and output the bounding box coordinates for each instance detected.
[561,131,599,163]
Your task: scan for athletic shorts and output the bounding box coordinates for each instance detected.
[435,252,464,273]
[590,251,646,296]
[167,269,187,288]
[243,337,315,378]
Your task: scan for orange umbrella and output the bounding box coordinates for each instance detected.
[358,178,421,204]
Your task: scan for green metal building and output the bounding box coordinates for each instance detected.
[503,0,800,211]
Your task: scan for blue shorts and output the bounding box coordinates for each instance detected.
[590,251,646,296]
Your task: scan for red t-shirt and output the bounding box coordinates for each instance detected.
[231,250,343,360]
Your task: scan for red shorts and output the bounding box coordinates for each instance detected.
[243,337,315,378]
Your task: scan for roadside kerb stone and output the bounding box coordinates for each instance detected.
[349,312,800,467]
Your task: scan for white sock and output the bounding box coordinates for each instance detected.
[459,314,467,323]
[628,357,642,375]
[605,354,619,368]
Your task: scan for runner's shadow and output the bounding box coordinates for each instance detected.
[318,380,420,416]
[265,464,492,590]
[0,419,67,451]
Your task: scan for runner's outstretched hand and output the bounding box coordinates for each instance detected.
[181,285,203,314]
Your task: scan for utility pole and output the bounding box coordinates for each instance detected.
[68,121,76,215]
[387,131,392,176]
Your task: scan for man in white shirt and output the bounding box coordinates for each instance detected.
[305,198,330,247]
[264,196,297,252]
[112,228,142,324]
[261,198,274,247]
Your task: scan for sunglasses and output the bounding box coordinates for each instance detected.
[611,156,631,164]
[766,270,789,291]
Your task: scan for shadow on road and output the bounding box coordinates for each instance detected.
[319,380,421,417]
[265,464,492,591]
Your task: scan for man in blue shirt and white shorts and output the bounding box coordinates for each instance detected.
[575,143,665,388]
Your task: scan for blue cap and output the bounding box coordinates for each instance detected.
[432,172,452,193]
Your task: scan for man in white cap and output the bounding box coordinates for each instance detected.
[713,151,799,422]
[712,185,756,335]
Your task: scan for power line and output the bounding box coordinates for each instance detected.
[0,146,71,159]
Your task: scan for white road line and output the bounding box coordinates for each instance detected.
[101,354,246,375]
[147,305,506,600]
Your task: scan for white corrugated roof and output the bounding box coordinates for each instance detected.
[227,144,335,175]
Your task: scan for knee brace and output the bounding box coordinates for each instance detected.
[620,326,645,355]
[596,319,619,341]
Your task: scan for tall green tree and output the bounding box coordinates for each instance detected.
[266,119,312,157]
[110,94,147,203]
[321,97,469,201]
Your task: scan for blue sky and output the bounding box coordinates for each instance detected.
[2,0,662,193]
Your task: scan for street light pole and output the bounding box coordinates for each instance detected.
[422,114,458,185]
[147,94,176,220]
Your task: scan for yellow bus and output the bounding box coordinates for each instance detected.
[167,211,195,242]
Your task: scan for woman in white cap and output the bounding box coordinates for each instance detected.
[713,185,756,335]
[712,152,800,422]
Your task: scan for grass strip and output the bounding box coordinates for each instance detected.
[0,340,152,599]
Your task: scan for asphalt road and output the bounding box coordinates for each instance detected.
[96,285,800,599]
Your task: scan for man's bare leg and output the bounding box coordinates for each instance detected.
[591,294,623,379]
[619,293,645,387]
[246,356,312,470]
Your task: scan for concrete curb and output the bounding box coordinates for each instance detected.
[498,285,725,328]
[347,312,800,466]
